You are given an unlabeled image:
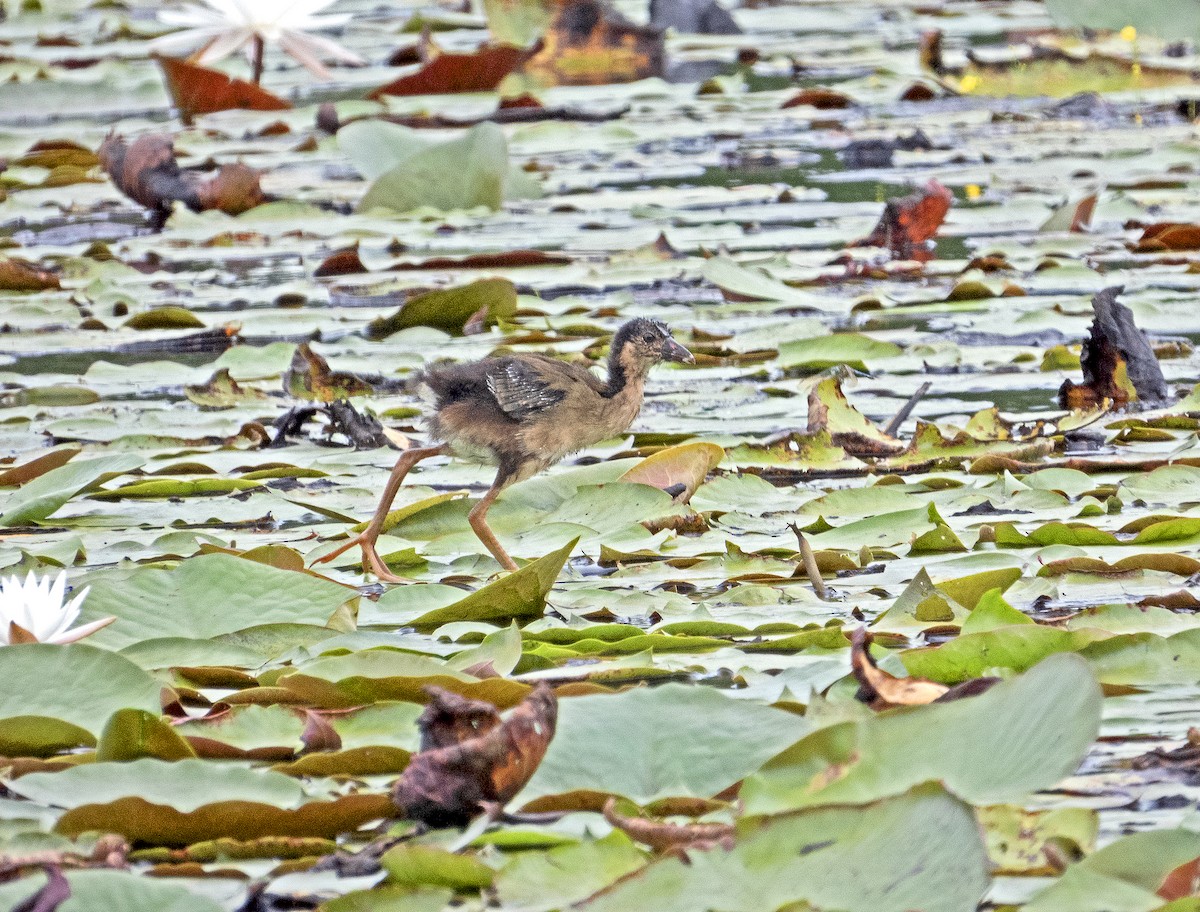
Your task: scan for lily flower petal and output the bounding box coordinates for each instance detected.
[47,616,117,645]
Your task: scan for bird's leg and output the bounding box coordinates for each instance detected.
[468,477,518,572]
[313,443,449,583]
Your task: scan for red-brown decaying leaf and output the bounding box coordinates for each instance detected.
[852,179,952,260]
[0,257,61,292]
[155,54,291,123]
[1134,222,1200,252]
[1070,194,1098,232]
[1159,856,1200,900]
[0,449,78,487]
[314,246,370,277]
[392,683,557,828]
[781,87,854,109]
[98,134,265,216]
[390,249,571,271]
[899,82,937,101]
[368,44,534,99]
[499,93,544,109]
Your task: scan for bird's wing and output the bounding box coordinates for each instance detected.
[486,358,568,421]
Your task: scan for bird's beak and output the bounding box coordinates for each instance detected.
[661,338,695,364]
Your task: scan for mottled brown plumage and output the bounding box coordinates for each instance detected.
[315,318,692,581]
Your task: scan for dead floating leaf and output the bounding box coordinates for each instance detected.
[0,257,61,292]
[314,246,369,278]
[851,179,952,261]
[369,42,535,99]
[781,87,854,109]
[850,628,998,710]
[390,249,571,271]
[523,0,664,86]
[602,798,733,853]
[850,627,949,709]
[899,81,938,101]
[284,343,374,403]
[1058,286,1169,410]
[1133,222,1200,252]
[392,684,557,828]
[807,375,905,458]
[155,54,291,123]
[1041,192,1098,233]
[98,134,266,217]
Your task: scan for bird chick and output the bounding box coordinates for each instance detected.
[314,318,693,582]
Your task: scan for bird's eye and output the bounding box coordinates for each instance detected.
[642,333,655,343]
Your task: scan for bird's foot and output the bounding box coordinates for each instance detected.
[312,533,410,584]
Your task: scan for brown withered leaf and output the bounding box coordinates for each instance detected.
[392,683,557,828]
[899,82,938,101]
[852,179,952,261]
[1058,286,1169,410]
[1069,194,1098,232]
[98,134,265,217]
[806,375,905,458]
[851,628,999,710]
[1159,855,1200,901]
[1133,222,1200,252]
[390,249,570,271]
[0,257,61,292]
[314,245,370,278]
[781,87,854,109]
[499,93,543,109]
[283,343,374,403]
[850,628,949,709]
[155,54,291,123]
[602,798,733,854]
[369,43,535,99]
[522,0,663,86]
[0,449,79,487]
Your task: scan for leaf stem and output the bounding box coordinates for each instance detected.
[251,34,265,85]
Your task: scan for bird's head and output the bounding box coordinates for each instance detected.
[610,318,694,378]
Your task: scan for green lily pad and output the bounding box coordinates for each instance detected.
[743,654,1101,813]
[81,554,356,649]
[0,454,144,526]
[519,683,811,807]
[582,785,988,912]
[0,644,160,736]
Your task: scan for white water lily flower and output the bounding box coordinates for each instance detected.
[0,571,115,646]
[152,0,365,80]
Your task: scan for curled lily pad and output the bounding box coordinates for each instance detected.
[9,758,394,842]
